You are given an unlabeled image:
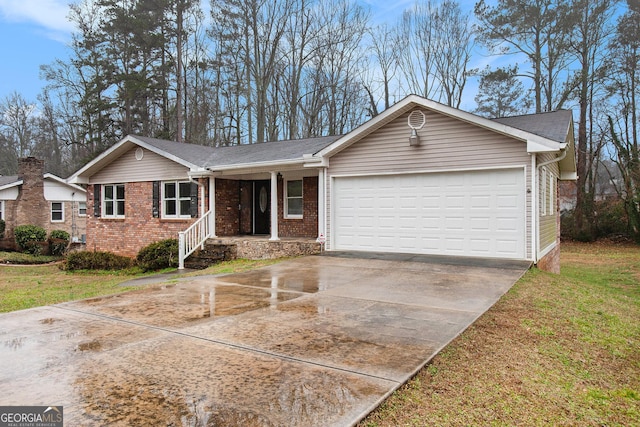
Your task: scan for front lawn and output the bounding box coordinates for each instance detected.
[360,241,640,426]
[0,254,284,313]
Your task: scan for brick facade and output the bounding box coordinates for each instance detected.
[278,176,318,238]
[215,179,241,236]
[14,158,48,232]
[214,177,318,238]
[86,175,319,258]
[2,157,86,243]
[87,181,199,257]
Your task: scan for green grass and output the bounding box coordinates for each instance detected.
[0,253,285,313]
[0,251,63,264]
[360,242,640,426]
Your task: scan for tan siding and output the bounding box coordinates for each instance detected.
[90,147,190,184]
[327,107,533,259]
[539,153,560,252]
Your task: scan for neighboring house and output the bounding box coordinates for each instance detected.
[0,157,87,245]
[68,95,576,273]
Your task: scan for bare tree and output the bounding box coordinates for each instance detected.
[475,0,575,113]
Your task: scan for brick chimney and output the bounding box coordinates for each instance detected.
[15,157,48,228]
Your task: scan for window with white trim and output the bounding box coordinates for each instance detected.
[548,171,555,215]
[0,200,4,220]
[285,179,303,219]
[540,167,547,215]
[162,181,191,218]
[51,202,64,222]
[102,184,125,218]
[78,201,87,217]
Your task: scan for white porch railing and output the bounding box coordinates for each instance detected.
[178,210,214,269]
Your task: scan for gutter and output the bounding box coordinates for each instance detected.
[537,148,567,169]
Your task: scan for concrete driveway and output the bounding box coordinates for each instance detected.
[0,253,529,426]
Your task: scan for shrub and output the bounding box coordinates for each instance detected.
[136,238,179,271]
[64,251,134,271]
[0,219,5,238]
[14,224,47,255]
[49,230,70,256]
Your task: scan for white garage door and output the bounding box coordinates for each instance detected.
[332,169,526,259]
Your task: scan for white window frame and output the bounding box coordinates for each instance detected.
[102,184,125,218]
[548,171,555,216]
[284,179,303,219]
[162,180,191,219]
[0,200,4,220]
[540,167,548,216]
[78,201,87,217]
[51,201,64,222]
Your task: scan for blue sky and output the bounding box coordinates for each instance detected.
[0,0,484,108]
[0,0,73,101]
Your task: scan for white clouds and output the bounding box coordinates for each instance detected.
[0,0,74,35]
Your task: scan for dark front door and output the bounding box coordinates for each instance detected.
[253,180,270,234]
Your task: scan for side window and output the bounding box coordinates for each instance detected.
[51,202,64,222]
[162,181,192,218]
[285,179,303,219]
[540,167,547,215]
[548,172,555,215]
[78,201,87,216]
[102,184,125,218]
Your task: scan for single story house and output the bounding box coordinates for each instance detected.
[0,157,87,246]
[68,95,576,273]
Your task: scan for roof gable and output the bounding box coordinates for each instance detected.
[317,95,571,158]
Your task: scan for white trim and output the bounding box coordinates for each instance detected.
[317,169,325,240]
[531,154,538,262]
[51,201,65,223]
[209,177,216,237]
[0,200,4,220]
[269,171,279,241]
[44,173,86,194]
[541,167,548,215]
[317,95,566,159]
[0,180,22,192]
[161,180,192,219]
[329,164,528,180]
[538,240,557,260]
[102,183,126,218]
[78,201,87,217]
[284,178,303,219]
[68,135,205,184]
[329,166,529,260]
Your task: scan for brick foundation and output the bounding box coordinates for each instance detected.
[537,244,560,274]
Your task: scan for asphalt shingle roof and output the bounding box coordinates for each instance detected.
[135,135,341,169]
[492,110,572,143]
[0,175,19,187]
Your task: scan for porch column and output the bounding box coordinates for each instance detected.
[269,171,279,241]
[317,168,325,242]
[209,177,216,237]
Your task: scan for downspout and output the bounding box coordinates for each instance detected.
[189,176,206,218]
[533,148,567,262]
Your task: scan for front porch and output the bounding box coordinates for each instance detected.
[184,236,322,269]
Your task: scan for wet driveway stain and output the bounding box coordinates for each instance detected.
[0,254,529,426]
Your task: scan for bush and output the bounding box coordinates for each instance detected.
[0,219,5,238]
[136,239,179,271]
[14,224,47,255]
[49,230,70,256]
[63,251,134,271]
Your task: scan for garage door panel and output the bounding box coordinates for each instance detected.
[333,169,526,259]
